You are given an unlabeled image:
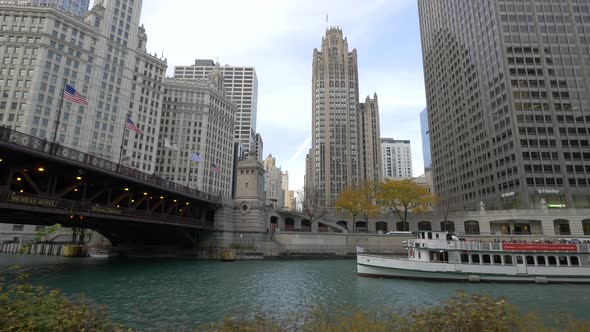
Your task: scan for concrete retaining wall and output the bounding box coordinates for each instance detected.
[273,232,411,255]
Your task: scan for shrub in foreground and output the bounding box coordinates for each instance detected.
[0,274,126,332]
[199,293,590,332]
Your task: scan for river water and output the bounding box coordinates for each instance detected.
[1,254,590,330]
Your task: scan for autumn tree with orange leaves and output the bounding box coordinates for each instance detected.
[377,179,435,223]
[334,182,379,232]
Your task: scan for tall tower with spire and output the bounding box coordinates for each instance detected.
[310,27,361,206]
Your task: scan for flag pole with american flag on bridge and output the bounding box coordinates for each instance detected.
[118,115,144,165]
[51,79,88,150]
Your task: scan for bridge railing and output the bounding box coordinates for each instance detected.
[0,191,214,229]
[0,126,220,204]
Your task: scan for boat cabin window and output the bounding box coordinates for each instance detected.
[526,256,535,265]
[536,256,546,266]
[516,256,524,264]
[493,255,502,264]
[570,256,580,266]
[482,254,491,264]
[548,256,557,266]
[460,253,469,263]
[504,255,513,265]
[471,254,480,264]
[559,256,568,266]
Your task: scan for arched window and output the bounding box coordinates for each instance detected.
[285,218,294,231]
[396,221,409,231]
[418,221,432,231]
[376,221,388,233]
[302,219,311,232]
[355,221,368,233]
[440,221,455,232]
[337,221,347,230]
[464,220,480,235]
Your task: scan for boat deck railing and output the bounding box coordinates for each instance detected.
[415,240,590,253]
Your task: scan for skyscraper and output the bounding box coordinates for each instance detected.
[419,0,590,210]
[174,60,259,155]
[309,27,382,205]
[381,139,412,180]
[310,27,361,205]
[359,94,383,183]
[0,0,90,17]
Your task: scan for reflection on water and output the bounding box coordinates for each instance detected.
[1,254,590,330]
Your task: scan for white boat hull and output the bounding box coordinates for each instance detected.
[357,254,590,284]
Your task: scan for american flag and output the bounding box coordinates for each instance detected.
[125,117,144,134]
[190,153,202,162]
[63,84,88,105]
[210,163,221,174]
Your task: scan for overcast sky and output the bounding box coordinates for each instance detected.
[136,0,427,191]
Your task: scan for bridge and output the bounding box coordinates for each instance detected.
[0,126,222,250]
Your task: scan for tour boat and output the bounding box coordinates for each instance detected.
[357,231,590,284]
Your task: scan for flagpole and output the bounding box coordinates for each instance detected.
[190,161,197,188]
[118,113,129,165]
[51,78,68,151]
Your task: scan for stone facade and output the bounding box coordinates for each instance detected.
[174,60,259,155]
[155,76,236,197]
[359,94,383,183]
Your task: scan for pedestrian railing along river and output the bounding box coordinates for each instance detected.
[0,126,220,204]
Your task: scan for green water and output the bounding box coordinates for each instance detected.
[2,254,590,330]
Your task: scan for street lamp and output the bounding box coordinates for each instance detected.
[124,188,129,191]
[37,167,45,172]
[76,176,82,181]
[16,177,21,182]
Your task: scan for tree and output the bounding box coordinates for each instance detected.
[334,186,362,230]
[357,181,380,226]
[297,188,328,226]
[377,179,435,223]
[334,182,379,233]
